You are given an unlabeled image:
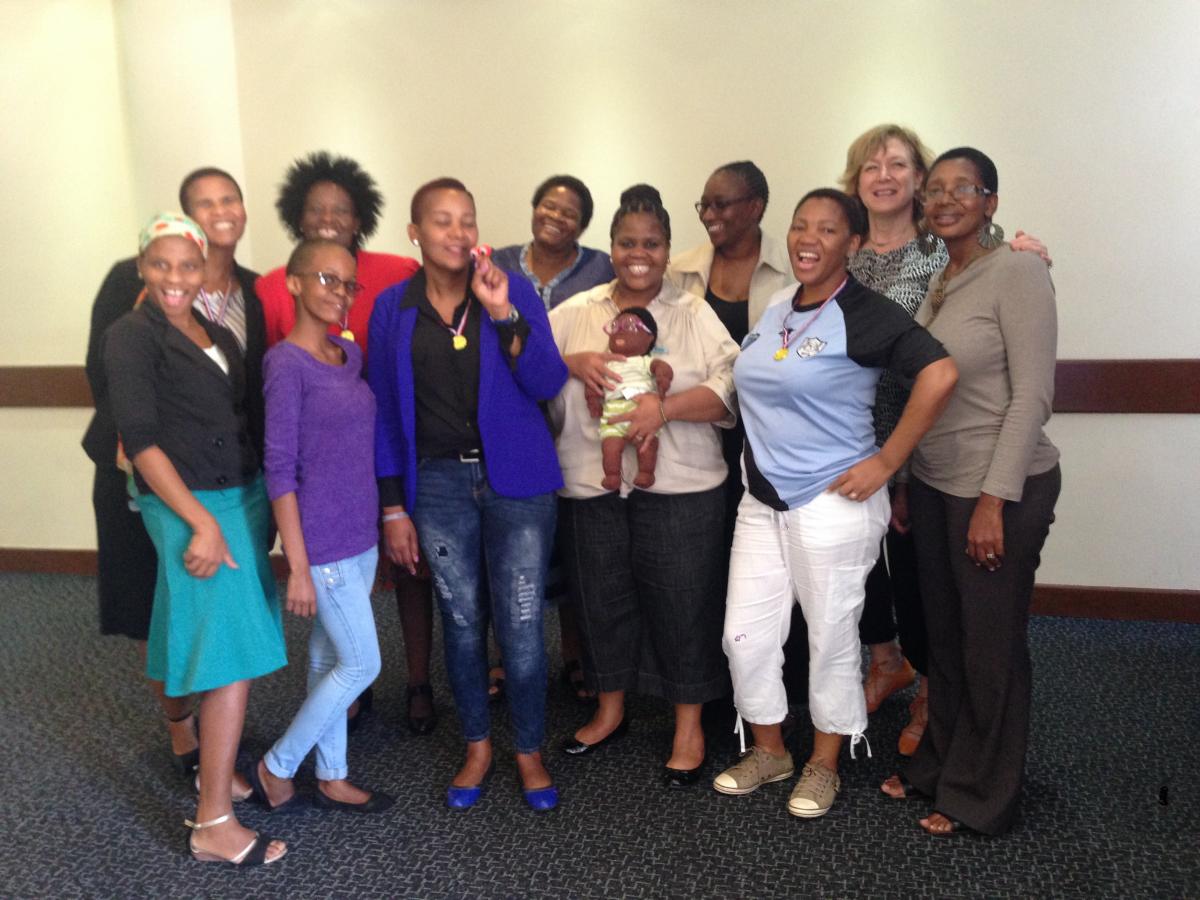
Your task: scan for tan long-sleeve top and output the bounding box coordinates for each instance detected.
[911,246,1059,501]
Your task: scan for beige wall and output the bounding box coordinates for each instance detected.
[2,0,1198,589]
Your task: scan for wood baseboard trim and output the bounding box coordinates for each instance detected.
[1,549,1195,623]
[0,548,290,579]
[1031,584,1198,623]
[5,359,1198,413]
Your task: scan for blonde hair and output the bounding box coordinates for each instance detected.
[840,124,934,223]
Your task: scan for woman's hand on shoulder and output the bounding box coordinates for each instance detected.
[471,252,512,319]
[383,514,421,575]
[1010,230,1052,267]
[285,569,318,618]
[184,518,237,579]
[827,453,892,504]
[565,351,625,396]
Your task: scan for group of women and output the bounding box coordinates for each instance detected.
[84,123,1060,866]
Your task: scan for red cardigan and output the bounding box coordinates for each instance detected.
[256,248,420,357]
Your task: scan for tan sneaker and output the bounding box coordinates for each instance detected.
[787,761,840,818]
[712,746,795,796]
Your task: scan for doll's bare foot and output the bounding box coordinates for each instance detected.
[601,473,621,491]
[633,471,655,488]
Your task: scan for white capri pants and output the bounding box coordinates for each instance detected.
[722,488,888,737]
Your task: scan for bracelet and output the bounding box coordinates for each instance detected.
[490,306,520,325]
[658,399,669,426]
[381,511,409,523]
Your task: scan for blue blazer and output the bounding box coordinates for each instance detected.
[367,271,567,508]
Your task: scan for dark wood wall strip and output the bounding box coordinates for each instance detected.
[0,367,92,408]
[2,547,1196,623]
[1054,359,1200,414]
[1032,584,1199,624]
[2,360,1198,412]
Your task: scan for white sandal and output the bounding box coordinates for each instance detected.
[184,813,286,866]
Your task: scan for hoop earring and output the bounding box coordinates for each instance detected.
[978,220,1004,250]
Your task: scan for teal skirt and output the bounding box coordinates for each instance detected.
[139,476,286,697]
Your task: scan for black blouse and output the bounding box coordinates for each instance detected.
[102,301,259,495]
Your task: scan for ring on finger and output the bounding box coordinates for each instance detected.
[985,552,996,560]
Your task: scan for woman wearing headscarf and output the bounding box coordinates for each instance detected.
[104,213,287,865]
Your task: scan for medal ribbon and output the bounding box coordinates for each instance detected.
[775,277,848,361]
[447,297,472,350]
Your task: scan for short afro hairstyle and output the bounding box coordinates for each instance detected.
[275,151,383,251]
[532,175,595,232]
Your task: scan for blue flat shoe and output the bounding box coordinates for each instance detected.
[446,763,494,811]
[522,783,558,812]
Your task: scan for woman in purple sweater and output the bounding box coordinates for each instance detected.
[250,239,393,814]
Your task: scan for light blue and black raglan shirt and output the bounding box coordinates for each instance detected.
[734,276,948,511]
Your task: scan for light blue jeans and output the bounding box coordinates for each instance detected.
[265,545,381,781]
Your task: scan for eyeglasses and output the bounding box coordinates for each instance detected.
[295,271,364,295]
[603,317,653,336]
[694,195,754,215]
[920,185,994,204]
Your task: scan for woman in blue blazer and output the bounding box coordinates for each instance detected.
[368,178,567,812]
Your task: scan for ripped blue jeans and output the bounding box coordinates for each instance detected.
[411,459,555,753]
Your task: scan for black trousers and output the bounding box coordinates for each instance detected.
[902,466,1060,835]
[857,518,927,675]
[93,466,158,640]
[559,488,730,705]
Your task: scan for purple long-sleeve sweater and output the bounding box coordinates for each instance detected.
[264,336,378,566]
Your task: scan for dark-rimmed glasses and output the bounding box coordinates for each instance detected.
[295,271,364,295]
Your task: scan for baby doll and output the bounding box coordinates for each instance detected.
[586,307,673,490]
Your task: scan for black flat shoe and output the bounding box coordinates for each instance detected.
[247,760,306,814]
[406,684,437,736]
[559,718,629,756]
[662,758,707,789]
[173,747,200,777]
[168,712,200,776]
[314,788,395,814]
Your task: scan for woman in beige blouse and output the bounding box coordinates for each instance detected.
[881,147,1060,837]
[549,184,739,787]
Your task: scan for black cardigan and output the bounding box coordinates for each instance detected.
[102,301,259,494]
[81,257,266,468]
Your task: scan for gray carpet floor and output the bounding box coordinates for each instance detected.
[0,572,1196,899]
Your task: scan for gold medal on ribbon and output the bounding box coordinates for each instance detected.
[452,334,468,351]
[340,329,355,341]
[773,348,788,361]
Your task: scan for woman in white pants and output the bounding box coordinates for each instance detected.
[713,189,957,818]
